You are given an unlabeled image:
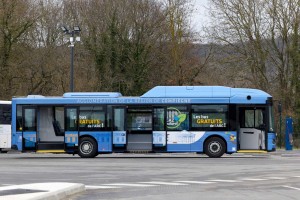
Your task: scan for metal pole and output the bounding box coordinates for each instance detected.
[279,112,282,148]
[278,102,282,149]
[70,31,74,92]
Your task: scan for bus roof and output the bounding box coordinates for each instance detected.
[12,86,272,105]
[141,86,270,98]
[0,100,11,104]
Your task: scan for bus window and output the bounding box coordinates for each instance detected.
[23,108,36,131]
[107,106,112,130]
[16,105,22,131]
[54,107,64,130]
[114,108,125,131]
[79,106,105,131]
[127,112,152,131]
[243,109,264,129]
[268,106,275,132]
[153,108,164,131]
[167,106,189,131]
[66,108,78,131]
[0,104,11,125]
[191,105,228,130]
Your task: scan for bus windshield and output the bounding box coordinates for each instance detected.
[269,106,275,132]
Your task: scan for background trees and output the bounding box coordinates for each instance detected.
[207,0,300,145]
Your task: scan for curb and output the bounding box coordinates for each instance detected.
[0,182,85,200]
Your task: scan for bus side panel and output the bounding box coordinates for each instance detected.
[167,131,237,153]
[0,124,11,148]
[65,131,78,153]
[23,132,36,148]
[80,132,112,153]
[12,132,22,150]
[267,132,276,151]
[191,131,237,153]
[167,131,201,152]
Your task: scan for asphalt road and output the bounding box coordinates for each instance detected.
[1,152,300,200]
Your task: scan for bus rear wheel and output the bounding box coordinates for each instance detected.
[78,137,98,158]
[204,137,226,158]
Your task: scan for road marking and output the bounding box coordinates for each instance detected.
[282,185,300,191]
[85,175,300,190]
[267,177,287,180]
[139,181,188,186]
[86,185,121,189]
[240,178,268,181]
[207,179,241,183]
[175,181,215,184]
[0,184,14,186]
[103,183,157,187]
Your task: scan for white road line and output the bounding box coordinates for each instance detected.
[267,177,287,180]
[103,183,157,187]
[282,185,300,191]
[175,181,215,184]
[240,178,268,181]
[86,185,121,189]
[207,179,242,183]
[0,184,14,186]
[292,176,300,178]
[139,181,188,186]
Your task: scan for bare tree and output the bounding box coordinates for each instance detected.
[0,0,36,98]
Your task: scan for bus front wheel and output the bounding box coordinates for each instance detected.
[78,137,98,158]
[204,137,226,158]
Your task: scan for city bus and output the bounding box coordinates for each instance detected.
[0,100,12,152]
[11,86,276,158]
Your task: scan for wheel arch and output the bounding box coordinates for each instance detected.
[78,135,99,158]
[203,135,227,153]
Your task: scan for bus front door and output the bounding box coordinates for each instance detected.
[22,107,37,151]
[239,107,266,150]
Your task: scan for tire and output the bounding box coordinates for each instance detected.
[78,137,98,158]
[204,137,226,158]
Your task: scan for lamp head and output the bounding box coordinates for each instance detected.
[73,26,81,33]
[61,26,69,33]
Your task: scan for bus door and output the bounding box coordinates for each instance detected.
[153,107,167,151]
[112,107,126,151]
[65,107,79,152]
[238,107,266,150]
[22,106,37,151]
[126,106,153,151]
[37,106,65,151]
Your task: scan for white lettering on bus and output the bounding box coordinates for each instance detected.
[76,98,191,104]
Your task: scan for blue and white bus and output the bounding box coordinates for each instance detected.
[0,100,11,152]
[11,86,276,158]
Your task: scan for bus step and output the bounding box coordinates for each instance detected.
[37,150,66,153]
[127,150,152,154]
[37,142,64,150]
[237,150,267,153]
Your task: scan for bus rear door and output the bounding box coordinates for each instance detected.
[65,107,79,153]
[112,107,127,152]
[126,106,153,151]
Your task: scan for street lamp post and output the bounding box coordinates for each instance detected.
[61,26,81,92]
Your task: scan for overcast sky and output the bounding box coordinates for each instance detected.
[190,0,210,33]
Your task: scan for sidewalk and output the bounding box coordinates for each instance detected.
[0,182,85,200]
[269,149,300,157]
